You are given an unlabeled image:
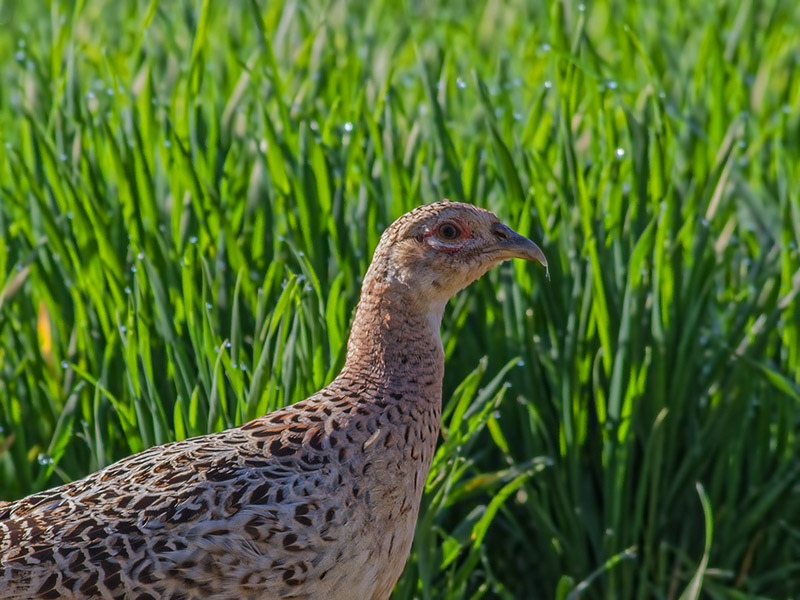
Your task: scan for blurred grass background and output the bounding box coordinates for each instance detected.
[1,0,799,598]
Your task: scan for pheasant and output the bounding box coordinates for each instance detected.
[0,201,547,600]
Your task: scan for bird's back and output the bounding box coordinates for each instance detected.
[0,381,439,600]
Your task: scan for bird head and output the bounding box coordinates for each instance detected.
[365,201,547,313]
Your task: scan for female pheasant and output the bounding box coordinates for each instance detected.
[0,201,546,600]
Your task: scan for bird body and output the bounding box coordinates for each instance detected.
[0,202,546,599]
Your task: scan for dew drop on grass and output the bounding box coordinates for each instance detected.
[137,252,144,260]
[231,362,238,369]
[61,360,69,369]
[189,236,198,244]
[513,112,522,121]
[543,80,552,89]
[456,77,466,89]
[106,88,114,96]
[37,453,54,466]
[343,122,353,132]
[516,359,525,367]
[578,3,586,11]
[701,218,709,227]
[607,80,618,90]
[130,266,136,273]
[206,303,213,310]
[240,364,247,371]
[615,147,625,158]
[14,51,24,62]
[225,341,231,348]
[304,285,313,292]
[120,325,127,333]
[124,286,131,295]
[539,43,551,52]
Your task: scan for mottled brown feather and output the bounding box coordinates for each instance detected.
[0,201,545,600]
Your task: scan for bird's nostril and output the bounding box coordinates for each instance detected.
[493,224,510,240]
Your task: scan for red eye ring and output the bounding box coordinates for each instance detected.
[437,222,461,240]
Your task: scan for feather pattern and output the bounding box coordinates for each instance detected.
[0,202,545,600]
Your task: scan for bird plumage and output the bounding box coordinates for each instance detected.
[0,201,546,600]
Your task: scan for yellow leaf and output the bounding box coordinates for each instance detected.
[37,301,53,366]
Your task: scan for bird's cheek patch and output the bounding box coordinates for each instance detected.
[426,238,464,254]
[422,230,468,254]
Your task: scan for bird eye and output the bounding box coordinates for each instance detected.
[437,223,461,241]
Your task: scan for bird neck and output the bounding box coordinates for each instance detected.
[338,275,446,404]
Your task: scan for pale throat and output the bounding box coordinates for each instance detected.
[424,299,447,348]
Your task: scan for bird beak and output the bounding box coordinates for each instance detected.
[491,223,548,269]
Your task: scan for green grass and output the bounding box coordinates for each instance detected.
[1,0,799,597]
